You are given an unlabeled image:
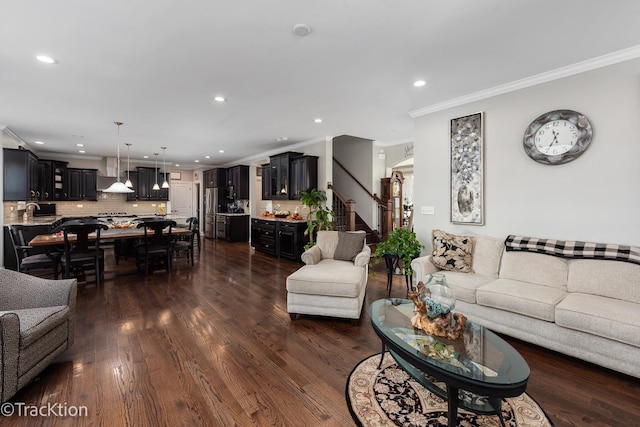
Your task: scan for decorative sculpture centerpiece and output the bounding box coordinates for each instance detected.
[408,274,467,340]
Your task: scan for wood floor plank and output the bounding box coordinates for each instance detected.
[5,239,639,427]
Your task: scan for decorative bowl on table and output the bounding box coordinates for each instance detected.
[273,210,290,218]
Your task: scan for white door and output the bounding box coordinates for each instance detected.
[171,182,193,218]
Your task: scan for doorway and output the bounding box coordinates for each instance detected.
[171,182,193,217]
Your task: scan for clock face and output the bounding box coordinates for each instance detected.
[534,119,579,156]
[523,110,593,165]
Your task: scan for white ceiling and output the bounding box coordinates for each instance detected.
[2,1,640,169]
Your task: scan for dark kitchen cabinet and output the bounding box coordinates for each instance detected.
[290,155,318,200]
[251,218,277,256]
[52,161,68,200]
[136,167,169,201]
[37,161,52,201]
[251,218,307,260]
[67,168,97,201]
[269,152,302,200]
[261,163,271,200]
[204,168,226,188]
[3,148,39,201]
[38,160,68,201]
[217,214,249,242]
[278,221,307,260]
[226,165,249,200]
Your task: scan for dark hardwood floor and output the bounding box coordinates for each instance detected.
[6,239,640,426]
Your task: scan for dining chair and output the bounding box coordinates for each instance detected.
[52,219,108,286]
[135,219,176,276]
[173,224,197,266]
[6,225,61,279]
[187,216,201,253]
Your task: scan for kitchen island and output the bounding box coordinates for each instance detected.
[250,216,307,261]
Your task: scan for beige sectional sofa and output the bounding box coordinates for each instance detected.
[411,232,640,378]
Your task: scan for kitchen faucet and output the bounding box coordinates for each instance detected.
[23,202,40,221]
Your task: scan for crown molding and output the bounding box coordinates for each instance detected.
[409,45,640,118]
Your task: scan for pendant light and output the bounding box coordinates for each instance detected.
[124,143,133,188]
[161,146,169,189]
[152,153,160,190]
[103,122,134,193]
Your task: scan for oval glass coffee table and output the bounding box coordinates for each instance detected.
[370,298,530,427]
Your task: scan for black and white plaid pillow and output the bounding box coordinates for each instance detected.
[505,235,640,265]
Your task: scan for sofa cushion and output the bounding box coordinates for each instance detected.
[556,293,640,347]
[567,259,640,304]
[334,231,366,261]
[471,236,505,278]
[430,230,473,273]
[499,251,568,290]
[476,278,567,322]
[430,271,496,304]
[315,231,339,259]
[286,259,365,298]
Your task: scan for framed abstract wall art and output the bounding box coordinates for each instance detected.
[450,112,484,225]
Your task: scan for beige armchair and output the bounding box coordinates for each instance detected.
[286,231,370,325]
[0,268,77,402]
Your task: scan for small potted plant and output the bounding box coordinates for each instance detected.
[371,227,424,277]
[299,188,334,249]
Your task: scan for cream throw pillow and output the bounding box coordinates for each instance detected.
[430,229,474,273]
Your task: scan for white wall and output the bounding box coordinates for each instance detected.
[413,57,640,250]
[333,136,375,226]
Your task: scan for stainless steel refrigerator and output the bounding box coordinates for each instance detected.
[204,187,226,238]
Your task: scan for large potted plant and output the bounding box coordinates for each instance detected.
[371,227,424,277]
[299,188,334,249]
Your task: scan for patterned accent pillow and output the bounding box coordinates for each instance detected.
[334,232,366,261]
[429,229,474,273]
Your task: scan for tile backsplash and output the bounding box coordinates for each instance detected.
[3,193,170,223]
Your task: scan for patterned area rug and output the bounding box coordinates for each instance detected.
[346,353,553,427]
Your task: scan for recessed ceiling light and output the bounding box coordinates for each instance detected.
[36,55,58,64]
[205,155,210,159]
[175,164,180,167]
[219,150,224,153]
[195,160,200,163]
[292,24,312,37]
[78,150,86,154]
[314,118,323,123]
[276,137,288,142]
[76,143,84,147]
[214,96,226,102]
[34,141,45,145]
[143,155,149,159]
[413,80,426,87]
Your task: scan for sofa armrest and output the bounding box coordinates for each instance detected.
[411,255,440,283]
[301,245,322,265]
[0,312,20,402]
[0,268,77,311]
[354,245,371,268]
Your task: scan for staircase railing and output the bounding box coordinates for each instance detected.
[331,157,394,239]
[327,183,355,231]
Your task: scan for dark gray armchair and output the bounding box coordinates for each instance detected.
[0,268,77,402]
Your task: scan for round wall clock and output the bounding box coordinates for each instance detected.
[523,109,593,165]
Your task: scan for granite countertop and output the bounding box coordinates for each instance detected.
[216,213,250,216]
[4,216,63,226]
[252,216,306,224]
[4,214,190,227]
